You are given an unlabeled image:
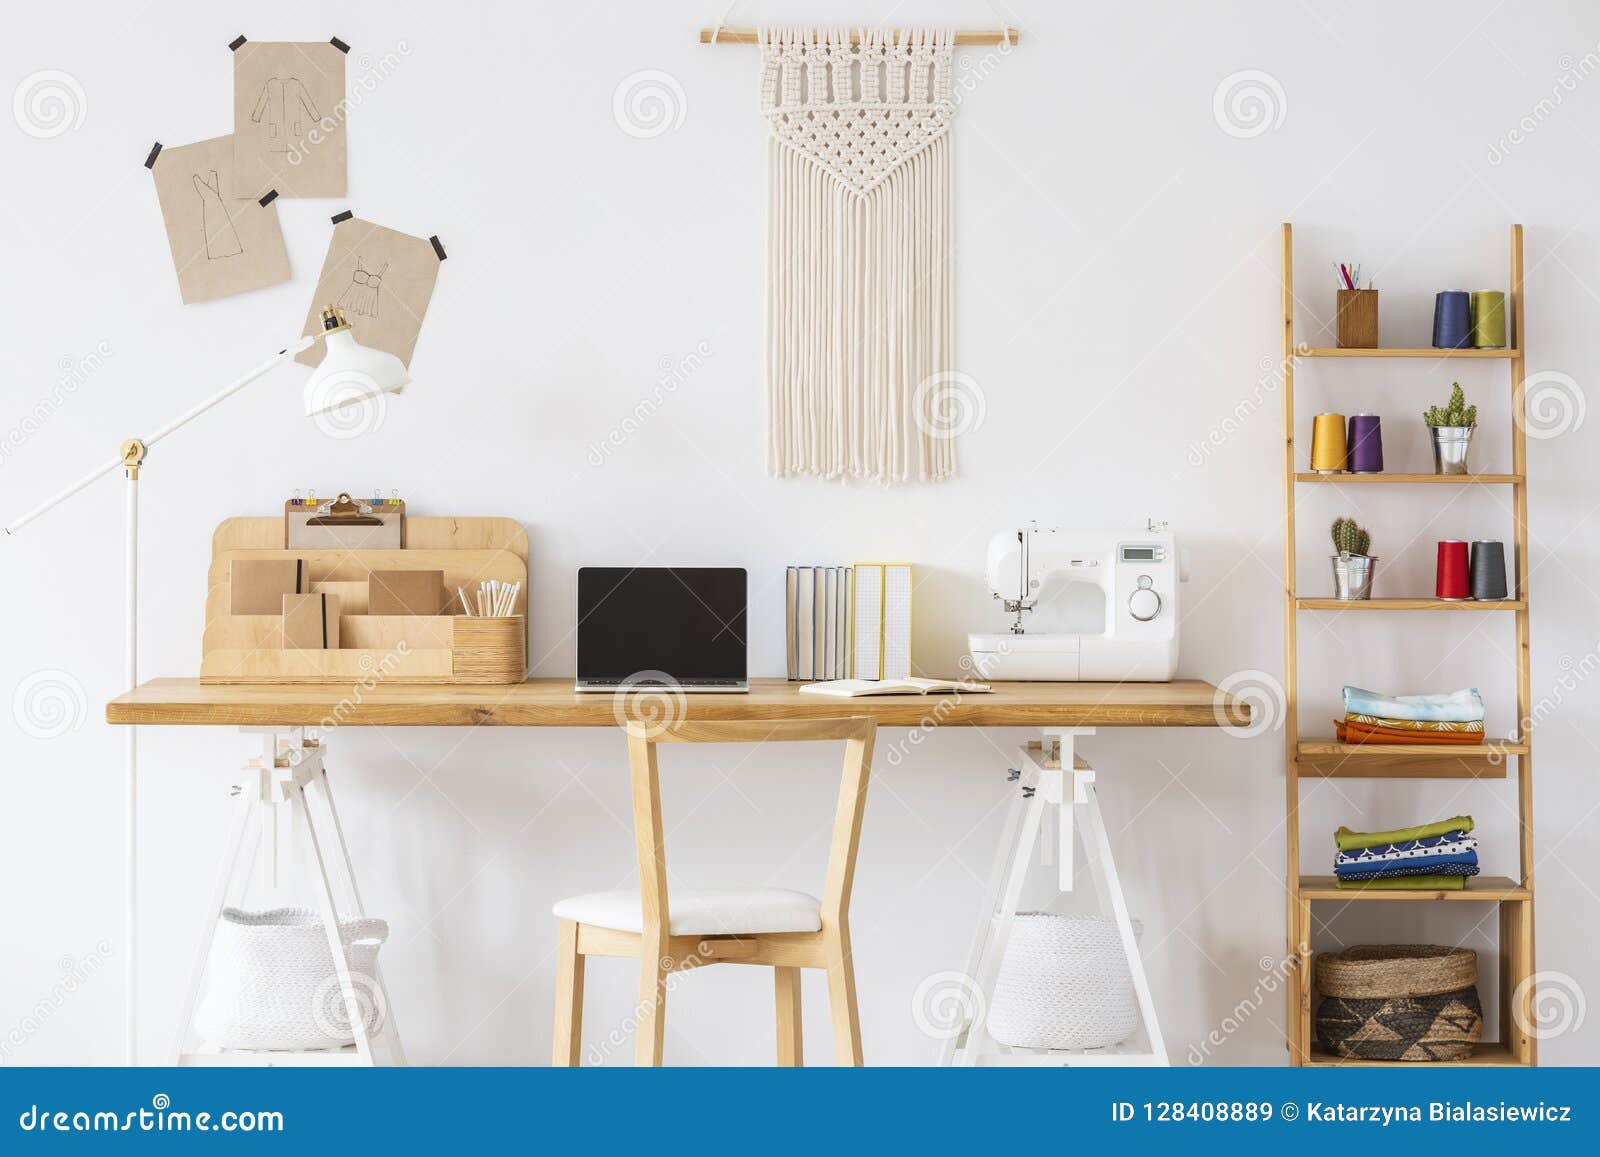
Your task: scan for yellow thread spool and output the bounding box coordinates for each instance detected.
[1310,413,1348,473]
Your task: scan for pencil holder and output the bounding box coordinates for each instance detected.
[1336,289,1379,348]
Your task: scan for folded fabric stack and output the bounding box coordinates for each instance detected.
[1333,815,1479,890]
[1335,686,1485,746]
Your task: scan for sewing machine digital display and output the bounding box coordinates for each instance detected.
[1120,546,1161,562]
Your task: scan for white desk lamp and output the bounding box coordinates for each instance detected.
[4,305,408,1064]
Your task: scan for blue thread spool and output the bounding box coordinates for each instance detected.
[1433,291,1472,349]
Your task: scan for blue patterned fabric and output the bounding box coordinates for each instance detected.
[1341,686,1485,724]
[1334,850,1478,879]
[1335,832,1476,868]
[1336,860,1480,882]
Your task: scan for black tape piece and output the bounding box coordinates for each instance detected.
[258,190,279,206]
[144,142,162,169]
[330,209,354,224]
[330,36,350,53]
[429,235,447,261]
[228,35,247,51]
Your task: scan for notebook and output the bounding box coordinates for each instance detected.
[853,563,912,681]
[801,677,990,697]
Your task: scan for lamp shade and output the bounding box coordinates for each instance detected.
[303,328,410,419]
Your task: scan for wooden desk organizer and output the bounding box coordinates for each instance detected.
[202,516,528,684]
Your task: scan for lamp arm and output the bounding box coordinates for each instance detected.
[143,334,318,451]
[4,333,321,535]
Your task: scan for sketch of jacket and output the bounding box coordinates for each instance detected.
[250,77,321,152]
[193,170,243,259]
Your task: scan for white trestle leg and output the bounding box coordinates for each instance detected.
[943,728,1169,1067]
[173,728,405,1067]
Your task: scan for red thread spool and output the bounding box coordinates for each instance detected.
[1436,540,1470,600]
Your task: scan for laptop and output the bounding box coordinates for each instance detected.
[575,567,748,692]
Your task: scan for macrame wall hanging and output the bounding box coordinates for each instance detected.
[757,27,959,483]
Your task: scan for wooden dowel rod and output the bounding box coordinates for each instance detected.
[698,28,1020,46]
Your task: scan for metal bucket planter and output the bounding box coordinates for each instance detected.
[1429,426,1473,475]
[1331,553,1377,601]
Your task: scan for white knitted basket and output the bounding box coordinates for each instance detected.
[986,913,1141,1051]
[194,907,388,1051]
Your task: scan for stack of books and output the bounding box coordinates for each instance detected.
[786,567,852,680]
[786,563,914,682]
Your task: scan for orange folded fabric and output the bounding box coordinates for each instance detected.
[1335,719,1484,745]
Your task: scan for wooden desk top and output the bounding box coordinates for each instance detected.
[107,678,1250,729]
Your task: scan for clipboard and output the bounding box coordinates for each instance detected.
[286,492,404,549]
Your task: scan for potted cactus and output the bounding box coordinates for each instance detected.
[1424,382,1477,475]
[1330,517,1377,600]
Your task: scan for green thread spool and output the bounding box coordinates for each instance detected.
[1470,291,1507,349]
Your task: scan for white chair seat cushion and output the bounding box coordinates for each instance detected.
[552,888,822,936]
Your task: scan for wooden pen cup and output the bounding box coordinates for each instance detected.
[1336,289,1379,348]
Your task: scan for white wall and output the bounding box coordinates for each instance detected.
[3,0,1597,1066]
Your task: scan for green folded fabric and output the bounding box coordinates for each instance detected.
[1336,874,1466,891]
[1334,815,1474,852]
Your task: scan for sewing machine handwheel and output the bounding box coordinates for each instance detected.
[1128,587,1162,622]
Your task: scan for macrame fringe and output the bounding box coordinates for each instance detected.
[760,28,957,484]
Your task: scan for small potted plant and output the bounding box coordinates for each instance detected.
[1330,517,1377,600]
[1424,382,1477,475]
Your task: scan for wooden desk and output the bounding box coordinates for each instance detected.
[108,677,1249,729]
[106,676,1248,1068]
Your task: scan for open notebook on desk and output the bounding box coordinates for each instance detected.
[800,677,991,697]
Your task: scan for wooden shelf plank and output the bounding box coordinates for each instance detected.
[1297,347,1520,359]
[1298,738,1525,757]
[1299,875,1530,902]
[1295,472,1522,484]
[1296,738,1519,779]
[1297,754,1506,779]
[1296,597,1525,611]
[1306,1044,1525,1067]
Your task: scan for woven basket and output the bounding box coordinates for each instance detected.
[986,913,1140,1051]
[1316,944,1476,999]
[1316,988,1482,1061]
[194,907,388,1051]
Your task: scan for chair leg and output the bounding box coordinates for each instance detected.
[825,945,864,1066]
[635,955,668,1066]
[552,920,585,1067]
[774,966,803,1066]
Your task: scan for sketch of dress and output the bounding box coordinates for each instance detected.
[250,76,321,152]
[337,257,387,319]
[192,170,243,259]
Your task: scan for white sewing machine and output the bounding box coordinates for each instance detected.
[968,524,1180,681]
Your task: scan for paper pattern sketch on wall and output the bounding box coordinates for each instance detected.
[759,28,960,483]
[147,136,291,304]
[297,215,445,369]
[231,38,348,199]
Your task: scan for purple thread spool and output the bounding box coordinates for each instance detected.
[1347,413,1383,473]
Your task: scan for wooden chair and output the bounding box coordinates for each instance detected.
[551,717,876,1067]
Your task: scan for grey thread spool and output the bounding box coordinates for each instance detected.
[1470,541,1508,601]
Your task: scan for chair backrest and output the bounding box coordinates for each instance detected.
[623,718,876,944]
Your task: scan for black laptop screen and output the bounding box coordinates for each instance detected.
[577,567,747,682]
